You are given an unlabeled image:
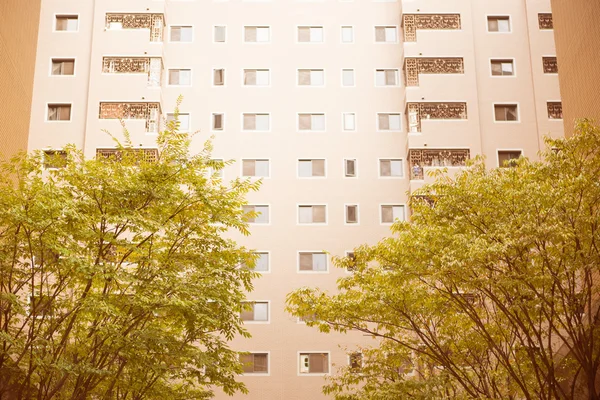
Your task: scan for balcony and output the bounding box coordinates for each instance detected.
[402,14,461,42]
[406,102,468,133]
[102,57,163,87]
[547,102,563,120]
[105,13,164,42]
[408,149,470,180]
[404,57,464,86]
[98,102,161,133]
[96,148,159,163]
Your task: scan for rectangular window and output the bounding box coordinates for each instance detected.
[213,69,225,85]
[241,301,269,322]
[51,59,75,75]
[43,150,67,169]
[244,69,270,86]
[341,26,354,43]
[345,251,357,272]
[245,26,270,42]
[242,159,270,177]
[298,114,325,131]
[299,353,329,374]
[214,25,226,42]
[349,352,363,371]
[342,69,355,86]
[298,69,324,86]
[47,104,71,121]
[243,205,269,223]
[494,104,519,121]
[375,26,397,42]
[381,205,405,223]
[376,69,398,86]
[240,353,269,374]
[490,59,514,76]
[208,159,224,178]
[55,15,78,31]
[344,159,356,177]
[298,205,326,224]
[299,252,327,272]
[166,113,190,131]
[487,16,510,32]
[498,150,521,167]
[170,26,193,42]
[252,252,269,272]
[298,159,325,177]
[298,26,324,43]
[212,113,224,130]
[378,113,401,130]
[346,205,358,224]
[379,159,403,177]
[343,113,356,131]
[29,293,53,318]
[243,113,270,131]
[168,69,192,86]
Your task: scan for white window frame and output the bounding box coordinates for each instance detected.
[46,102,72,122]
[243,204,271,225]
[240,300,271,324]
[167,68,193,86]
[373,25,399,43]
[341,68,356,87]
[297,113,326,132]
[240,351,271,376]
[212,67,226,87]
[486,15,512,34]
[241,113,271,132]
[341,25,354,43]
[297,204,328,225]
[241,158,271,179]
[297,351,331,375]
[213,24,227,43]
[251,251,271,273]
[343,158,358,178]
[296,68,325,87]
[342,112,357,131]
[376,112,402,131]
[49,57,77,77]
[211,112,225,132]
[492,102,520,123]
[374,68,399,87]
[166,112,191,132]
[297,251,329,273]
[168,25,194,42]
[53,13,80,33]
[344,204,360,225]
[242,68,271,87]
[496,148,524,167]
[378,158,404,178]
[489,58,517,78]
[296,25,325,43]
[243,25,271,43]
[380,203,407,225]
[297,159,327,179]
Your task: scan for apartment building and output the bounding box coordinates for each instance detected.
[27,0,562,398]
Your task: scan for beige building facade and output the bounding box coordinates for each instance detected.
[27,0,562,398]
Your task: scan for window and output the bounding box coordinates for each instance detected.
[375,26,397,42]
[343,113,356,131]
[251,252,269,272]
[494,104,519,121]
[243,205,269,223]
[208,159,224,178]
[345,251,357,272]
[344,159,356,177]
[341,26,354,43]
[242,159,270,177]
[378,113,401,130]
[51,59,74,75]
[298,114,325,131]
[342,69,355,86]
[345,205,358,224]
[299,252,327,272]
[168,69,191,86]
[298,26,324,43]
[47,104,71,121]
[375,69,398,86]
[43,150,67,169]
[381,205,405,224]
[244,69,270,86]
[212,113,224,130]
[299,353,329,374]
[298,159,325,177]
[240,353,269,374]
[498,150,521,167]
[298,205,326,224]
[349,353,363,372]
[245,26,270,42]
[29,293,53,318]
[298,69,324,86]
[214,25,226,42]
[55,15,78,31]
[166,113,190,131]
[241,301,269,322]
[380,159,403,177]
[487,16,510,32]
[170,26,193,42]
[490,59,514,76]
[213,69,225,85]
[243,113,270,131]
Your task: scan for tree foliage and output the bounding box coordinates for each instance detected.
[0,108,260,399]
[287,121,600,400]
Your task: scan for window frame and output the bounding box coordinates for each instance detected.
[213,24,227,43]
[46,103,72,122]
[374,25,399,43]
[492,102,520,123]
[211,112,225,131]
[341,25,354,43]
[378,158,405,178]
[344,204,360,225]
[169,25,194,43]
[297,158,327,179]
[243,204,271,225]
[240,352,271,376]
[486,15,512,33]
[380,203,407,225]
[496,149,524,168]
[296,68,326,87]
[343,158,358,178]
[241,112,271,132]
[166,112,191,132]
[296,25,325,43]
[53,13,79,32]
[489,58,516,77]
[341,68,356,87]
[243,25,271,43]
[250,251,271,273]
[297,351,331,375]
[240,300,271,324]
[242,68,272,87]
[297,251,329,273]
[297,204,328,225]
[49,57,76,77]
[167,68,193,86]
[240,158,271,179]
[374,68,399,87]
[376,112,402,131]
[297,113,326,132]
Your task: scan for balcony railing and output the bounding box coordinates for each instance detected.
[538,13,553,30]
[404,57,464,86]
[96,148,159,163]
[99,102,161,133]
[105,13,164,42]
[547,102,563,120]
[406,102,468,133]
[102,57,163,86]
[403,14,461,42]
[409,149,470,180]
[542,57,558,74]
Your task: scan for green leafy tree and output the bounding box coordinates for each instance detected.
[287,121,600,400]
[0,107,261,399]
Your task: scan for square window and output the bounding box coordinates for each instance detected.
[241,301,269,322]
[214,25,226,42]
[55,15,78,31]
[381,205,405,223]
[240,353,269,374]
[168,69,192,85]
[171,26,193,42]
[242,159,270,177]
[379,159,403,177]
[344,159,356,177]
[487,16,510,32]
[252,252,269,272]
[298,159,325,177]
[166,113,190,131]
[345,205,358,224]
[299,252,327,271]
[375,69,398,86]
[342,69,355,86]
[341,26,354,43]
[494,104,519,121]
[490,59,514,76]
[51,59,75,75]
[47,104,71,121]
[498,150,521,167]
[299,353,329,374]
[243,205,269,223]
[298,205,326,224]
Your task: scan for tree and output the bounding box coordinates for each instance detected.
[0,107,261,399]
[287,121,600,400]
